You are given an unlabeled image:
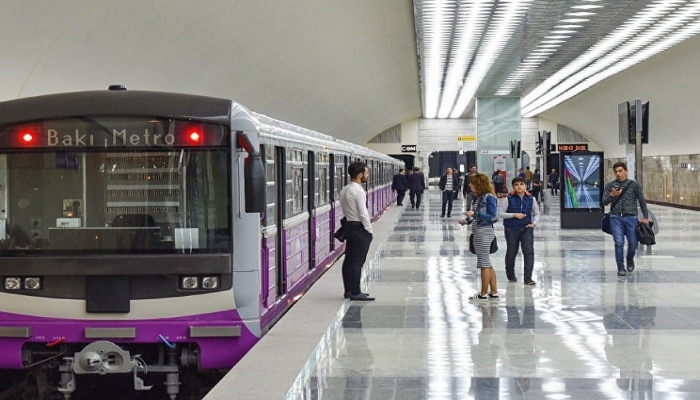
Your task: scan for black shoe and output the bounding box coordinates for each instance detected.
[447,214,451,217]
[626,259,635,272]
[349,293,375,301]
[617,269,627,277]
[344,292,370,299]
[508,277,517,283]
[441,214,445,217]
[524,279,536,286]
[397,203,403,206]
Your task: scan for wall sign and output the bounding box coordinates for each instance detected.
[557,143,589,152]
[401,145,417,152]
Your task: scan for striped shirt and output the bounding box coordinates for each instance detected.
[445,176,454,191]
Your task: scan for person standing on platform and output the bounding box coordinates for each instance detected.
[525,166,534,190]
[492,169,506,195]
[499,176,540,285]
[391,168,408,206]
[463,165,478,210]
[407,167,426,210]
[601,162,650,277]
[439,167,460,217]
[460,173,500,301]
[339,161,375,301]
[548,168,559,196]
[531,168,542,202]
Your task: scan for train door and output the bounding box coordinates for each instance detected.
[307,150,316,270]
[274,146,286,296]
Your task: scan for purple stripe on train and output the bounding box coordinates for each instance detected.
[0,309,256,369]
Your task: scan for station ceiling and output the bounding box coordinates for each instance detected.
[1,1,699,158]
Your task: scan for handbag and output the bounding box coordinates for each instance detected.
[601,213,612,235]
[636,221,656,245]
[333,217,347,242]
[469,233,498,254]
[601,182,631,235]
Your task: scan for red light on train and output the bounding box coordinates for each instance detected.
[187,131,202,144]
[20,131,36,144]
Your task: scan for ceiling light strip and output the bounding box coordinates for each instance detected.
[448,0,533,118]
[419,1,454,118]
[521,1,686,115]
[436,1,490,118]
[523,10,700,116]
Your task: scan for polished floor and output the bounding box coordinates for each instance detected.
[288,189,700,400]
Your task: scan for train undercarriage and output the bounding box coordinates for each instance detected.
[1,340,223,400]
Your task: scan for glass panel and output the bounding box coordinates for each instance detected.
[0,149,230,254]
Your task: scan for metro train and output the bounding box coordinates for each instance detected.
[0,87,401,399]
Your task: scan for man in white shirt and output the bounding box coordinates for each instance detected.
[339,161,375,301]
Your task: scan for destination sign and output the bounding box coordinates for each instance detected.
[0,118,228,149]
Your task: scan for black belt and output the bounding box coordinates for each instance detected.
[612,212,636,217]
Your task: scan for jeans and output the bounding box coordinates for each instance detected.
[441,191,456,215]
[610,214,638,270]
[504,227,535,281]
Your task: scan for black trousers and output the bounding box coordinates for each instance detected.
[396,190,406,205]
[342,224,373,295]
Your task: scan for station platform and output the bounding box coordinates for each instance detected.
[205,189,700,399]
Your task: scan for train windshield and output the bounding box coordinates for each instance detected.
[0,118,232,254]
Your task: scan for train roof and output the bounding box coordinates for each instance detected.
[0,89,232,126]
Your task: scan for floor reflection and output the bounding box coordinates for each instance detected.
[289,191,700,399]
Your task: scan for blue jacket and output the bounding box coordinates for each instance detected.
[473,193,498,227]
[503,193,534,229]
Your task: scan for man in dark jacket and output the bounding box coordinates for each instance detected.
[391,169,408,206]
[438,167,460,217]
[407,167,426,209]
[462,165,478,210]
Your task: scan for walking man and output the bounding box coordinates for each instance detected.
[407,167,426,209]
[499,177,540,285]
[439,167,460,217]
[339,161,375,300]
[602,162,650,276]
[462,165,478,210]
[391,168,408,206]
[548,168,559,196]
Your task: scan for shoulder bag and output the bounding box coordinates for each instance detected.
[601,182,631,235]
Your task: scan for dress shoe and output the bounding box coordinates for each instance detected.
[344,292,370,299]
[348,293,375,301]
[617,269,626,277]
[447,214,451,217]
[626,258,635,272]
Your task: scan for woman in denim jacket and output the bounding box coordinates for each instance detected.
[460,173,499,301]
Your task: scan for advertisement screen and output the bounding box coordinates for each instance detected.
[561,152,603,210]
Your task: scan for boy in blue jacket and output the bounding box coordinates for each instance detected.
[499,177,540,285]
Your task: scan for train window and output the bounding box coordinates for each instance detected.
[318,167,327,205]
[291,167,303,214]
[0,150,231,254]
[262,144,276,227]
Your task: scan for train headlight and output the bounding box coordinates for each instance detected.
[4,277,21,290]
[201,276,219,289]
[24,277,42,290]
[180,276,199,290]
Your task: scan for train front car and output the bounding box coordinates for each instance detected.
[0,90,266,399]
